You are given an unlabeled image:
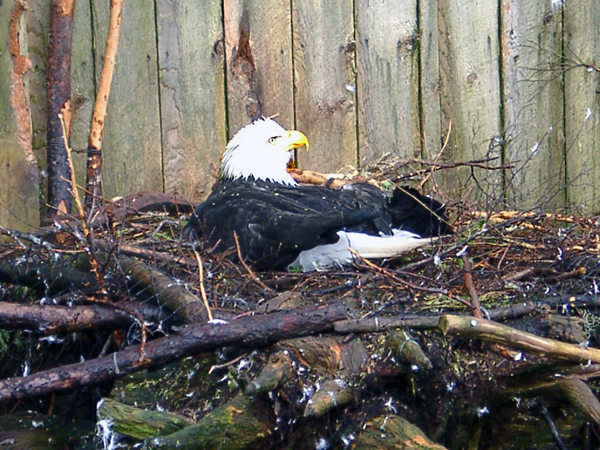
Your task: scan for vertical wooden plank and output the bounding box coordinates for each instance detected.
[501,0,565,210]
[355,0,420,165]
[564,0,600,212]
[157,0,227,201]
[292,0,357,172]
[438,0,503,204]
[419,0,443,162]
[70,0,96,188]
[92,0,162,199]
[224,0,294,135]
[1,0,39,230]
[24,0,50,166]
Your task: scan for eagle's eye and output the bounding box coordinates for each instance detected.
[267,136,278,144]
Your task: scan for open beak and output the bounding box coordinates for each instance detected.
[285,130,309,152]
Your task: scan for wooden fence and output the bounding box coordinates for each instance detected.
[1,0,599,231]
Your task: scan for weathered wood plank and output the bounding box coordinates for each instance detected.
[418,0,443,163]
[92,0,162,200]
[564,0,600,212]
[501,0,566,210]
[438,0,503,205]
[355,0,420,165]
[23,0,50,168]
[224,0,294,135]
[69,0,96,190]
[292,0,357,172]
[1,0,39,230]
[156,0,227,201]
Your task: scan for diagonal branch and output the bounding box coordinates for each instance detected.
[85,0,124,210]
[0,301,350,403]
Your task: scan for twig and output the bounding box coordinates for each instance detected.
[0,226,55,250]
[60,113,106,296]
[118,243,196,266]
[232,231,273,292]
[419,120,451,189]
[348,248,448,295]
[193,250,213,321]
[470,210,595,226]
[208,352,248,374]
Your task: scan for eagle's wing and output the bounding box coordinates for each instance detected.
[184,180,383,270]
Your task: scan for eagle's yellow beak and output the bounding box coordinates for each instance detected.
[285,130,309,152]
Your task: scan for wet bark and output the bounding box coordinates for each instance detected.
[46,0,76,217]
[0,300,350,402]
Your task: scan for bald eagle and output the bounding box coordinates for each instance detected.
[183,118,450,271]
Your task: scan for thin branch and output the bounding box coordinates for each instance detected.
[193,250,213,321]
[348,248,448,295]
[60,113,106,295]
[232,231,273,292]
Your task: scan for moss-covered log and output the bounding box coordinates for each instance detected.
[97,397,193,439]
[143,394,272,450]
[353,415,447,449]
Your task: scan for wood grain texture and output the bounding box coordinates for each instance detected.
[292,0,357,172]
[355,0,420,165]
[1,0,39,230]
[418,0,443,162]
[563,0,600,212]
[438,0,503,205]
[501,0,566,210]
[23,0,50,163]
[157,0,226,201]
[92,0,162,200]
[224,0,294,135]
[69,0,95,188]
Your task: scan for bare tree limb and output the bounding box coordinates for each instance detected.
[47,0,76,217]
[0,301,350,403]
[85,0,124,209]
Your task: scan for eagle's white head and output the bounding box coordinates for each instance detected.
[221,118,309,185]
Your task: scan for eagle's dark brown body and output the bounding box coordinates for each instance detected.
[184,178,449,271]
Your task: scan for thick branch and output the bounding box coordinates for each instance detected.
[439,315,600,363]
[0,301,350,402]
[0,301,166,334]
[333,302,540,334]
[47,0,76,217]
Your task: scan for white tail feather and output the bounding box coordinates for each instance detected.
[289,230,438,272]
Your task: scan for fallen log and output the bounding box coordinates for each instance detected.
[144,394,272,450]
[0,300,351,403]
[97,397,193,439]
